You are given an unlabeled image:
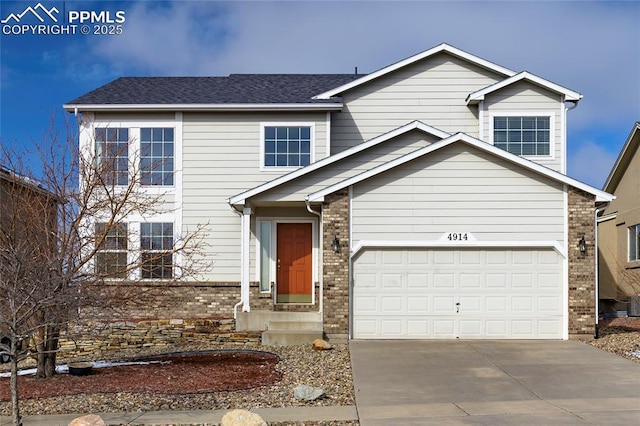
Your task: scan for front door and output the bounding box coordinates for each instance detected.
[276,223,312,303]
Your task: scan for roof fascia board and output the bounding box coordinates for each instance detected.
[227,120,451,205]
[466,71,582,104]
[307,133,613,203]
[63,103,344,112]
[314,43,517,99]
[604,122,640,192]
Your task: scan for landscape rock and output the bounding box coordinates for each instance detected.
[221,409,267,426]
[68,414,105,426]
[312,338,332,350]
[293,384,326,401]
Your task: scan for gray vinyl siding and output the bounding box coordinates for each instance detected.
[252,130,441,203]
[330,52,503,153]
[351,144,565,246]
[181,112,328,281]
[482,81,563,172]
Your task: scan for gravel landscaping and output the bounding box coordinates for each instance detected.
[0,342,355,417]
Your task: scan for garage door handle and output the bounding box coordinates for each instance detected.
[455,302,460,313]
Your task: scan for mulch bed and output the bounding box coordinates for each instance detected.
[0,350,281,401]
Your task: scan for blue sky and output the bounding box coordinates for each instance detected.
[1,0,639,188]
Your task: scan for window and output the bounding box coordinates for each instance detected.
[95,223,128,278]
[264,126,311,167]
[140,222,173,279]
[95,128,129,185]
[629,224,640,262]
[259,221,271,292]
[494,116,550,156]
[141,128,174,186]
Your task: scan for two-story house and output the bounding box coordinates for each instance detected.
[64,43,612,341]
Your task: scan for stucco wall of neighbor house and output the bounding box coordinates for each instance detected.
[568,187,596,336]
[322,189,350,338]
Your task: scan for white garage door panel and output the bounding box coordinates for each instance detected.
[353,248,563,339]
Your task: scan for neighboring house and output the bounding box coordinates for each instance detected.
[0,166,58,362]
[598,122,640,316]
[64,43,612,341]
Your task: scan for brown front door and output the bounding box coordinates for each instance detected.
[277,223,312,303]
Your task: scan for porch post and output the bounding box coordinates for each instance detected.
[242,206,252,312]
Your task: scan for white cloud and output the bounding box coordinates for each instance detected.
[568,139,618,188]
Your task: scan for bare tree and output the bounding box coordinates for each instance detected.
[0,118,208,425]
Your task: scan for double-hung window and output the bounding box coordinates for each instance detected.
[95,128,129,185]
[140,222,174,279]
[263,125,312,168]
[493,116,550,156]
[629,224,640,262]
[140,128,174,186]
[95,223,128,278]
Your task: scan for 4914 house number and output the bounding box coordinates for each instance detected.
[447,232,468,241]
[439,232,476,242]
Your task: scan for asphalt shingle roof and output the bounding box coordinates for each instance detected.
[66,74,362,105]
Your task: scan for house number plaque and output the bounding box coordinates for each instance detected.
[439,232,477,242]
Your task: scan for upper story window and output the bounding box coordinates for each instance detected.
[493,116,550,156]
[263,125,312,168]
[95,222,128,278]
[95,128,129,185]
[141,128,174,186]
[140,222,174,279]
[629,224,640,262]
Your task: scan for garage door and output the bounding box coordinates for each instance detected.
[352,248,563,339]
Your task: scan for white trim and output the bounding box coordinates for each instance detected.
[562,185,569,340]
[597,212,617,223]
[478,100,484,140]
[260,122,316,171]
[488,112,556,161]
[466,71,582,104]
[174,112,184,274]
[325,111,331,158]
[314,43,516,99]
[306,133,614,204]
[228,121,450,205]
[561,102,567,174]
[64,103,344,112]
[255,218,319,305]
[242,207,252,312]
[350,239,567,259]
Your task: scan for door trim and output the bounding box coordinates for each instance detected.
[255,217,318,305]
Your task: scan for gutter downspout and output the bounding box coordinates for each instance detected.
[594,202,610,339]
[306,199,323,314]
[229,204,244,319]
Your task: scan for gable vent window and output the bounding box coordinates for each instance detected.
[630,224,640,262]
[264,126,311,168]
[494,116,550,156]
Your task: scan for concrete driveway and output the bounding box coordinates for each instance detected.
[349,340,640,425]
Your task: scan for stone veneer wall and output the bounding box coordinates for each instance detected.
[58,319,260,359]
[322,189,350,337]
[568,186,596,336]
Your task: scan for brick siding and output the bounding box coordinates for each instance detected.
[322,189,350,337]
[568,186,596,336]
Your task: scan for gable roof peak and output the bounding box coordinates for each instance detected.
[313,43,517,100]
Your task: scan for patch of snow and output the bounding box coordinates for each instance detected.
[628,351,640,359]
[0,359,170,378]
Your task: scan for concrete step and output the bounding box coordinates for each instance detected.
[262,329,323,346]
[267,321,323,331]
[236,311,321,331]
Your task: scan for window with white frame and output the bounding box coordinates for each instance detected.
[264,126,311,167]
[95,128,129,185]
[140,128,174,186]
[493,116,550,156]
[629,224,640,262]
[95,222,128,278]
[140,222,174,279]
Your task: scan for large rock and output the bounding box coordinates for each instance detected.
[312,338,332,350]
[68,415,105,426]
[221,409,267,426]
[294,384,326,401]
